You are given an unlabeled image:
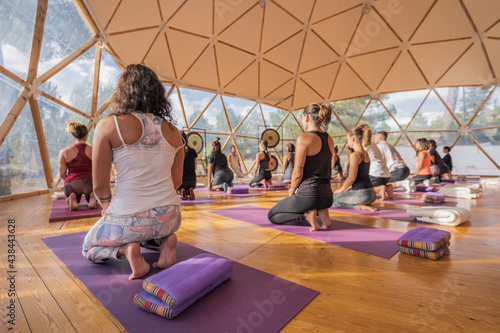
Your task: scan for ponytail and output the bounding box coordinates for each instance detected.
[66,121,88,140]
[211,137,221,153]
[260,139,268,152]
[358,123,372,147]
[303,102,332,130]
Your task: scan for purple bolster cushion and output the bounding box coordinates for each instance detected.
[229,186,249,194]
[416,185,434,192]
[441,178,456,184]
[135,254,233,319]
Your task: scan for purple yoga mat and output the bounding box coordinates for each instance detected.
[49,199,102,222]
[42,232,317,333]
[376,198,457,207]
[180,197,220,205]
[195,187,265,197]
[210,205,402,259]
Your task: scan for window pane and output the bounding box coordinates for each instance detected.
[382,90,429,129]
[470,87,500,128]
[222,95,257,131]
[358,98,400,132]
[0,74,24,125]
[97,49,122,111]
[333,96,371,130]
[454,134,499,175]
[0,0,37,80]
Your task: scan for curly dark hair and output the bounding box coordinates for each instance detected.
[110,64,174,123]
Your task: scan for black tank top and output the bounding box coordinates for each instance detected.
[259,151,270,171]
[352,152,373,190]
[296,131,333,197]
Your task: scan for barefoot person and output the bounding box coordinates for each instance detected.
[207,138,234,192]
[177,131,197,200]
[82,64,184,280]
[58,121,97,211]
[249,139,273,188]
[268,103,334,231]
[281,143,295,184]
[228,145,244,178]
[332,126,378,211]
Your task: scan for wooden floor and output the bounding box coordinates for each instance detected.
[1,178,500,332]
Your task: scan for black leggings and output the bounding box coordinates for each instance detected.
[413,174,432,184]
[250,170,272,187]
[268,195,333,224]
[178,180,196,192]
[64,178,92,203]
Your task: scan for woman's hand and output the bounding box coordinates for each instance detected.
[207,185,212,191]
[288,187,295,197]
[334,188,343,195]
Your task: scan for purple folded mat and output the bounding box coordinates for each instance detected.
[440,179,456,184]
[137,254,233,318]
[416,185,435,192]
[195,187,264,197]
[42,231,318,333]
[49,198,102,222]
[229,186,249,194]
[210,205,403,259]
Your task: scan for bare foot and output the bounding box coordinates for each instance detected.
[378,185,387,201]
[153,233,177,269]
[88,192,97,209]
[386,184,394,199]
[118,242,150,280]
[317,209,332,228]
[357,204,379,211]
[305,210,320,232]
[68,193,79,211]
[189,188,195,200]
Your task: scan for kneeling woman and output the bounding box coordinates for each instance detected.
[249,139,273,187]
[177,131,197,200]
[58,121,96,211]
[281,143,295,184]
[268,103,334,231]
[332,126,378,211]
[411,138,432,184]
[207,138,234,192]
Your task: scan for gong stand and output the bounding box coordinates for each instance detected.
[257,126,283,174]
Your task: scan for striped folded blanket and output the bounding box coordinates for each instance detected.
[134,253,233,319]
[421,192,445,204]
[397,226,451,251]
[398,242,450,260]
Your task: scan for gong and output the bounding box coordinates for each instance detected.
[268,155,278,172]
[261,128,280,148]
[187,132,204,154]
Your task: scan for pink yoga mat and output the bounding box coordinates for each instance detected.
[210,205,403,259]
[329,206,419,223]
[180,197,220,205]
[375,198,457,207]
[195,187,265,197]
[49,199,102,222]
[42,232,318,333]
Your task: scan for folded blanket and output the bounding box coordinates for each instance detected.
[421,192,445,204]
[51,191,66,200]
[480,178,500,187]
[399,242,450,260]
[407,207,471,226]
[228,186,249,194]
[438,183,482,199]
[135,254,233,319]
[397,226,451,251]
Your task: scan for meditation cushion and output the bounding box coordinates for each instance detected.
[268,184,289,190]
[416,185,435,192]
[406,207,471,226]
[134,254,233,319]
[438,183,482,199]
[398,242,450,260]
[421,192,445,204]
[228,186,249,194]
[440,178,456,184]
[397,226,452,260]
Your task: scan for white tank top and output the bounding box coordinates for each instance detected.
[105,112,182,217]
[229,153,240,170]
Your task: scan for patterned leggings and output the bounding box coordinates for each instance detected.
[82,205,181,263]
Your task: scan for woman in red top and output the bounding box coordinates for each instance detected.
[58,121,96,211]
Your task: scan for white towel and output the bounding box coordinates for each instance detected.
[407,207,471,226]
[51,191,66,200]
[438,184,482,199]
[480,178,500,187]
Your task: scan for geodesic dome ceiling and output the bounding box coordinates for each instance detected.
[78,0,500,110]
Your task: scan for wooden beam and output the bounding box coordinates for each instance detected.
[466,87,496,128]
[0,89,30,146]
[29,95,54,188]
[27,0,49,83]
[36,36,98,85]
[232,103,257,133]
[0,189,49,203]
[36,90,92,120]
[470,125,500,131]
[466,133,500,170]
[220,95,233,133]
[176,86,189,128]
[0,65,27,87]
[71,0,101,36]
[221,136,232,151]
[91,42,103,117]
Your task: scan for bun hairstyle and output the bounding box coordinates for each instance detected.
[303,102,332,130]
[260,139,268,152]
[212,137,221,153]
[347,126,364,144]
[287,143,295,153]
[416,138,429,151]
[358,123,372,147]
[67,121,88,140]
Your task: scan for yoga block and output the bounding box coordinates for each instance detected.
[228,186,249,194]
[416,185,435,192]
[268,184,289,190]
[441,178,456,184]
[134,254,233,319]
[421,192,445,204]
[397,226,451,251]
[398,242,450,260]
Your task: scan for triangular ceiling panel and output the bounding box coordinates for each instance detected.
[261,1,304,53]
[276,98,293,111]
[330,64,371,101]
[264,31,305,73]
[106,0,162,34]
[166,28,209,78]
[273,0,315,24]
[293,79,323,109]
[224,61,258,98]
[347,48,400,90]
[260,60,293,98]
[437,44,494,87]
[215,43,255,88]
[214,1,256,35]
[410,40,473,84]
[300,62,340,100]
[108,29,159,65]
[299,31,339,72]
[182,46,219,89]
[345,10,401,57]
[487,22,500,38]
[462,0,500,33]
[378,51,428,93]
[158,0,187,22]
[483,39,500,83]
[406,90,460,131]
[373,0,435,42]
[264,79,294,102]
[311,0,359,24]
[167,0,212,37]
[312,7,360,56]
[86,0,120,29]
[217,4,263,54]
[411,0,476,44]
[143,33,176,79]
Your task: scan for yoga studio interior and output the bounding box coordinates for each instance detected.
[2,0,500,332]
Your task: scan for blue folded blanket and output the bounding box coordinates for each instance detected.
[134,253,233,319]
